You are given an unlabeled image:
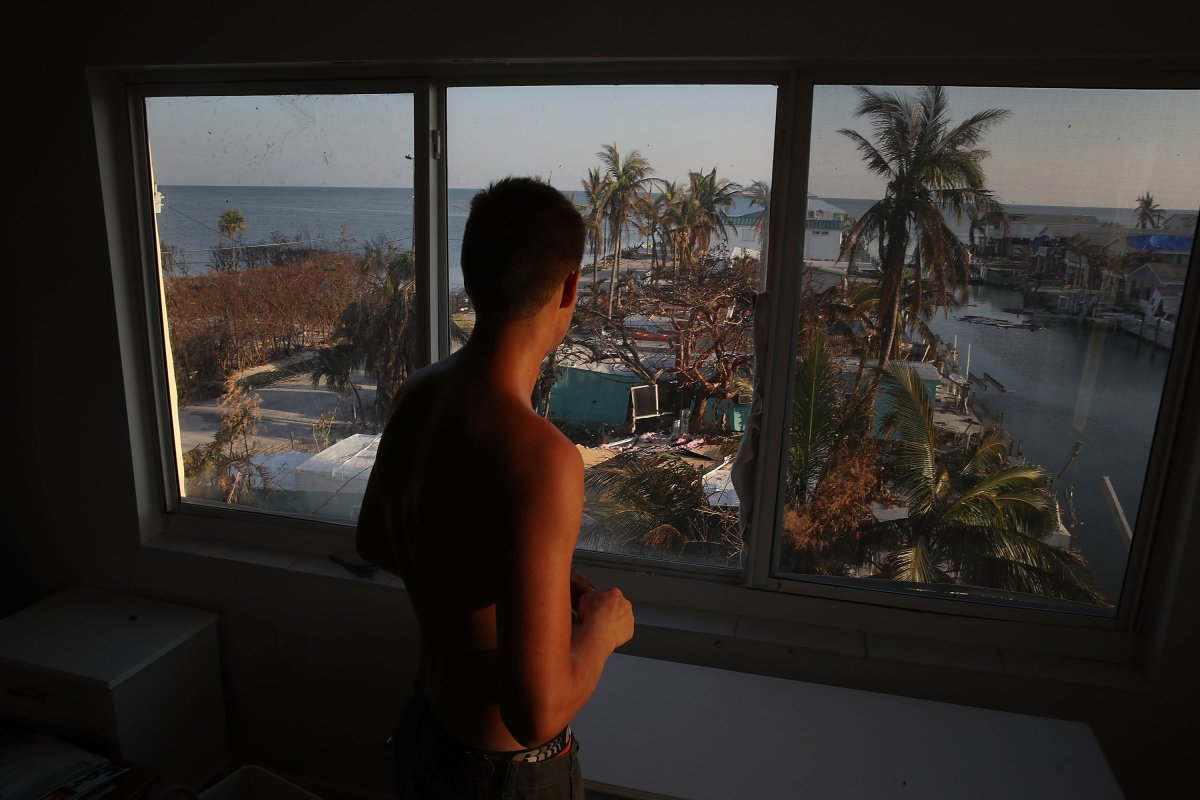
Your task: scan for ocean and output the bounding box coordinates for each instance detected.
[155,184,454,278]
[156,184,701,286]
[155,185,777,284]
[154,185,1170,281]
[155,185,1184,603]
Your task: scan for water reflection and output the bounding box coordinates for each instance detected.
[928,286,1173,603]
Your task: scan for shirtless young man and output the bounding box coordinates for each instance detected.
[356,177,635,798]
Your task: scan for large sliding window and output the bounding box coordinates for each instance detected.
[143,92,417,525]
[769,84,1198,615]
[446,84,776,569]
[122,66,1198,651]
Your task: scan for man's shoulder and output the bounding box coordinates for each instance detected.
[496,416,583,550]
[501,408,583,477]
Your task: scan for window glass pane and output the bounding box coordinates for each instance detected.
[447,85,776,568]
[145,93,416,523]
[779,85,1199,610]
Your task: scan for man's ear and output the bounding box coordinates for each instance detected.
[559,269,580,309]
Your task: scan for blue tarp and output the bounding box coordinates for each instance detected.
[1126,234,1194,252]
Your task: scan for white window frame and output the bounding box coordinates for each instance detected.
[92,57,1199,673]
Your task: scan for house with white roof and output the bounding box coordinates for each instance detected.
[728,194,860,266]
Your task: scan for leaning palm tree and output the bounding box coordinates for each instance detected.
[839,86,1009,362]
[1134,191,1164,229]
[874,363,1105,604]
[598,144,654,316]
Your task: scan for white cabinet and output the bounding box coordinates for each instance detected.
[0,586,229,788]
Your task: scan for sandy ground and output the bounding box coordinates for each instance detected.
[176,366,378,454]
[176,356,732,472]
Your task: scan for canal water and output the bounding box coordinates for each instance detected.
[927,286,1176,605]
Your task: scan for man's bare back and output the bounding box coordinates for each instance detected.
[357,178,633,763]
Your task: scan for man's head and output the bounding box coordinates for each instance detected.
[461,177,586,322]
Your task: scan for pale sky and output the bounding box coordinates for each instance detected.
[146,84,1200,211]
[809,85,1200,211]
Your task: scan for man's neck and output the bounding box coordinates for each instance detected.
[456,316,553,401]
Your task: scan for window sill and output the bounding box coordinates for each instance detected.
[145,532,402,588]
[575,654,1124,800]
[143,533,1150,695]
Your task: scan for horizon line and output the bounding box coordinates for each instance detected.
[155,184,1197,213]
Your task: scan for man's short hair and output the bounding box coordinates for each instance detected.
[461,177,586,321]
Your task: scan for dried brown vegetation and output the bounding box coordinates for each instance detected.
[164,255,357,402]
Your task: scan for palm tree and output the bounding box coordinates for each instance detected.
[655,180,690,281]
[966,201,1009,256]
[597,144,654,316]
[583,452,741,563]
[782,332,878,574]
[742,180,770,264]
[789,333,848,506]
[816,280,879,390]
[874,363,1105,604]
[839,86,1009,362]
[217,208,247,271]
[820,276,941,391]
[310,344,368,426]
[687,168,743,257]
[580,167,611,305]
[1135,191,1164,229]
[633,193,665,281]
[315,239,466,424]
[648,188,677,282]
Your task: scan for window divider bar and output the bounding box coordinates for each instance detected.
[1126,213,1200,634]
[416,82,448,365]
[744,75,813,589]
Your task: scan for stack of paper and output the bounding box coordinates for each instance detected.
[0,735,128,800]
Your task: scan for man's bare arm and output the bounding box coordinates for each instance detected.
[357,465,402,577]
[495,432,634,747]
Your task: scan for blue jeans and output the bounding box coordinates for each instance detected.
[393,689,584,799]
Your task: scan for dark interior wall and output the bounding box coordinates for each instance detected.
[6,2,1197,797]
[35,1,1200,67]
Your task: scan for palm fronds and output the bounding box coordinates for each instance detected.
[873,360,1105,603]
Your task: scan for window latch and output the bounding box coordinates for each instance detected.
[431,130,442,160]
